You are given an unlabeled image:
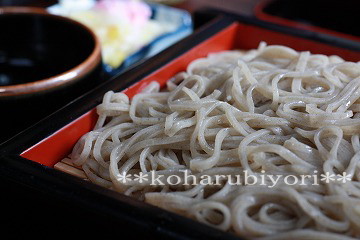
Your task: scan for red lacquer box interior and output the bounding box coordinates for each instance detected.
[1,14,360,240]
[21,21,360,167]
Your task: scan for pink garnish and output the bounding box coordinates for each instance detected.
[95,0,151,27]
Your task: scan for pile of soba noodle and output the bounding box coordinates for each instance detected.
[68,42,360,239]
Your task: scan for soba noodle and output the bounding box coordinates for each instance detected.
[67,43,360,239]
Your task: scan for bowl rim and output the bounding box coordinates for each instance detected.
[0,7,102,97]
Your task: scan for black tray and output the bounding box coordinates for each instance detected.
[1,9,360,239]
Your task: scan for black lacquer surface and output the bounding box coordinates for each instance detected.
[1,10,360,240]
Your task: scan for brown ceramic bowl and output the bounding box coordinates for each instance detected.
[0,7,103,143]
[0,7,101,97]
